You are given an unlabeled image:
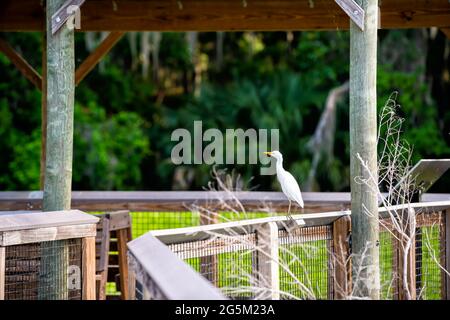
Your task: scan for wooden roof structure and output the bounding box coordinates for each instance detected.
[1,0,450,32]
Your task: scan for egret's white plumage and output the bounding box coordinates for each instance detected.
[264,151,304,216]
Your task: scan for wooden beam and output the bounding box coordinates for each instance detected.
[0,190,448,212]
[1,0,449,32]
[40,30,47,190]
[75,31,124,86]
[199,209,219,286]
[116,228,130,300]
[349,0,380,299]
[0,224,96,246]
[0,38,42,90]
[82,236,96,300]
[441,28,450,39]
[332,216,352,299]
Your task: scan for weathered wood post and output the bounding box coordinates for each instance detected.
[349,0,380,299]
[255,222,280,300]
[39,0,76,299]
[332,216,352,299]
[43,0,75,212]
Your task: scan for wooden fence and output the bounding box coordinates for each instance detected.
[1,191,449,300]
[0,190,448,212]
[128,201,450,300]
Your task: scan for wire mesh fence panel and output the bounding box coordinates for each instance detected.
[129,211,284,239]
[379,229,397,299]
[130,211,201,238]
[278,226,333,300]
[415,212,445,300]
[169,234,257,299]
[4,239,82,300]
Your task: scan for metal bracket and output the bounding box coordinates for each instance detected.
[335,0,365,31]
[51,0,86,35]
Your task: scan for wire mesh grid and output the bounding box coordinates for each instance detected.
[131,211,201,238]
[379,225,397,300]
[169,234,257,299]
[129,211,280,238]
[4,239,82,300]
[378,212,447,300]
[415,212,446,300]
[278,225,333,300]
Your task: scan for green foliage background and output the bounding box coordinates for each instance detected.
[0,30,449,192]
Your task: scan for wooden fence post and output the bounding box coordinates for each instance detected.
[128,261,136,300]
[200,212,219,286]
[255,222,279,300]
[82,237,96,300]
[349,0,380,299]
[332,216,352,299]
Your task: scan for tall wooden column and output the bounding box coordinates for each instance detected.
[349,0,380,299]
[40,29,47,190]
[39,0,75,300]
[43,0,75,211]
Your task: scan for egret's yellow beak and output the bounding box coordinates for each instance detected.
[264,151,273,157]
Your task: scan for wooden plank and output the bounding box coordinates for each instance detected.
[332,216,351,299]
[96,217,110,273]
[255,222,279,300]
[199,209,219,286]
[151,211,350,245]
[128,265,136,300]
[0,210,99,232]
[75,31,124,85]
[127,232,226,300]
[0,247,5,300]
[0,38,42,90]
[0,191,353,212]
[441,28,450,39]
[1,0,450,32]
[1,223,97,246]
[0,191,449,213]
[105,210,131,231]
[82,236,96,300]
[116,228,130,300]
[40,28,47,190]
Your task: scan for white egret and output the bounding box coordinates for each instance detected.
[264,151,304,217]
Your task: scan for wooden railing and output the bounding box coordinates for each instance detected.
[128,201,450,300]
[0,191,448,212]
[127,231,226,300]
